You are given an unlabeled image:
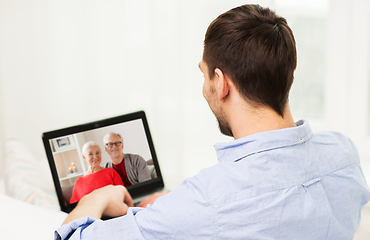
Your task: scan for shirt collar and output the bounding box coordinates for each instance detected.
[214,120,312,163]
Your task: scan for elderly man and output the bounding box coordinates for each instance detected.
[56,4,370,239]
[103,132,152,186]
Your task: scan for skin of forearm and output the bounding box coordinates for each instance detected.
[62,195,105,225]
[61,185,132,226]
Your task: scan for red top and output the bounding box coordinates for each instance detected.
[70,168,124,203]
[113,157,132,187]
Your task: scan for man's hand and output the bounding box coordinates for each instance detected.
[62,185,133,225]
[136,191,168,208]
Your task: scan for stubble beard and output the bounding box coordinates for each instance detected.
[210,99,233,137]
[206,84,233,137]
[216,113,233,137]
[111,151,123,164]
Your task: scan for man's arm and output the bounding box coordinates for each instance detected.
[57,174,214,239]
[136,155,152,182]
[62,185,133,225]
[127,154,152,183]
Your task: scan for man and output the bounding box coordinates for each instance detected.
[103,132,152,186]
[56,4,370,239]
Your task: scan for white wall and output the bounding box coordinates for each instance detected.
[324,0,370,180]
[0,0,369,190]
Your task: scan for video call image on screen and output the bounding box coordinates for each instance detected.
[48,119,156,206]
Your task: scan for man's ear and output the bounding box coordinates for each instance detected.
[214,68,230,102]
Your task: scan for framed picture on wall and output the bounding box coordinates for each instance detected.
[52,135,76,152]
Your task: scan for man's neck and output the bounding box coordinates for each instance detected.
[229,103,296,140]
[111,153,124,165]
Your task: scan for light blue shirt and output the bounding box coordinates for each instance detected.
[56,120,370,239]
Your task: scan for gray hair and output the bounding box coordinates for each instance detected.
[103,132,124,144]
[81,141,100,156]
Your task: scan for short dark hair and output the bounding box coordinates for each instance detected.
[203,4,297,117]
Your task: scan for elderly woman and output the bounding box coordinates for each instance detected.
[70,141,124,204]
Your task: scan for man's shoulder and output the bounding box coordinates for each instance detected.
[313,130,353,143]
[311,130,359,161]
[125,153,143,158]
[125,153,145,162]
[190,129,360,203]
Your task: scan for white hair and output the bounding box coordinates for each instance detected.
[103,132,124,144]
[81,141,100,156]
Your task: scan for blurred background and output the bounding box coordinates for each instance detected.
[0,0,369,191]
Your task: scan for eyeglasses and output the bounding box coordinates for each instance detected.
[105,141,122,148]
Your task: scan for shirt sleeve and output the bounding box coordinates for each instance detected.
[55,210,146,240]
[54,174,216,239]
[55,217,98,240]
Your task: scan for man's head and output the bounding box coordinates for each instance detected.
[82,141,102,168]
[103,132,124,163]
[203,4,297,119]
